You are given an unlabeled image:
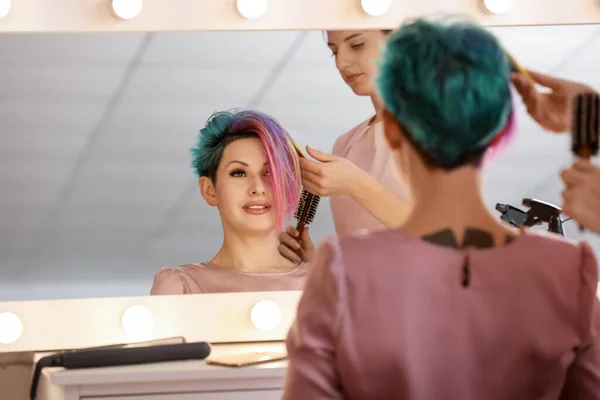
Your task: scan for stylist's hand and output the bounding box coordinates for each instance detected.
[300,146,363,197]
[278,226,316,264]
[560,159,600,235]
[511,70,594,133]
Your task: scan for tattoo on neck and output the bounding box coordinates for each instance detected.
[421,228,515,249]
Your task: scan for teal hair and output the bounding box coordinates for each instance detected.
[191,111,237,179]
[376,18,513,169]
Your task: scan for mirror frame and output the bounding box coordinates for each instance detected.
[0,0,597,33]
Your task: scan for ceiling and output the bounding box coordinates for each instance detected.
[1,26,599,301]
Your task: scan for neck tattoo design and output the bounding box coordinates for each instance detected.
[420,228,516,288]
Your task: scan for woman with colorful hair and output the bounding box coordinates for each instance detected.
[151,109,307,295]
[283,19,600,399]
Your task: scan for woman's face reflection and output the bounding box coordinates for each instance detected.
[326,30,388,97]
[206,138,275,236]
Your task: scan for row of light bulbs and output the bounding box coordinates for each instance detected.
[0,300,282,345]
[0,0,517,21]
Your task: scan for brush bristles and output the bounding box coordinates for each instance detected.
[294,188,320,226]
[572,92,600,157]
[294,189,309,219]
[305,195,320,225]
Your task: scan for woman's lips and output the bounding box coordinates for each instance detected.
[243,203,272,215]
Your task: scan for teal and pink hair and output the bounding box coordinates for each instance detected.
[191,109,302,232]
[377,18,516,170]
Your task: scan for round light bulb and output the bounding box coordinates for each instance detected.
[121,305,154,340]
[250,300,281,332]
[360,0,391,16]
[237,0,268,19]
[112,0,143,20]
[480,0,514,14]
[0,0,10,19]
[0,312,23,344]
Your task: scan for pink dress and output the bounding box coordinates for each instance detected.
[330,119,410,236]
[284,228,600,399]
[150,262,308,295]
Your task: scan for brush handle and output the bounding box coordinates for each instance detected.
[293,221,306,259]
[576,152,591,232]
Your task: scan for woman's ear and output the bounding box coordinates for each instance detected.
[382,110,404,150]
[199,177,218,207]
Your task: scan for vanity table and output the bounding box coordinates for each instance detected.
[37,343,288,400]
[1,292,300,400]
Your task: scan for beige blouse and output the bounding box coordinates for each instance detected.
[150,262,308,295]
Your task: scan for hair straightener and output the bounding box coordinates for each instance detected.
[30,340,210,400]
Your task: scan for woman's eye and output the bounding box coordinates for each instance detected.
[230,170,245,177]
[351,43,365,50]
[330,51,337,58]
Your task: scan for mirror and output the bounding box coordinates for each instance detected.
[1,26,599,301]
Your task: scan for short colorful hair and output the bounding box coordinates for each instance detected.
[376,18,515,169]
[191,109,302,231]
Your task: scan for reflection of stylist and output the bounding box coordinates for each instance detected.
[279,30,410,263]
[511,70,600,234]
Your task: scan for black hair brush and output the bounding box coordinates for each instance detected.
[294,188,320,237]
[571,91,599,231]
[572,92,599,159]
[291,142,321,257]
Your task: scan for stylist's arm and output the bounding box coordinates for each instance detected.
[561,159,600,235]
[300,146,410,227]
[511,70,594,133]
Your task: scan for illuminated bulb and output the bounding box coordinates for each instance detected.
[0,312,23,344]
[112,0,143,20]
[121,305,154,340]
[237,0,268,19]
[0,0,10,19]
[480,0,514,14]
[250,300,281,332]
[361,0,391,16]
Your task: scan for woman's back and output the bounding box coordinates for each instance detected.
[285,228,600,399]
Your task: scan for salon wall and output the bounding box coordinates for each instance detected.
[0,0,598,33]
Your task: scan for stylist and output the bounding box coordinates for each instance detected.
[279,30,411,263]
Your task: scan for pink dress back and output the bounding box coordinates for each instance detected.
[284,228,600,399]
[150,262,307,295]
[330,119,410,236]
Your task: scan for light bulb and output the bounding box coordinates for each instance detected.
[0,312,23,344]
[480,0,514,14]
[237,0,268,19]
[0,0,10,20]
[250,300,281,332]
[112,0,143,20]
[360,0,391,16]
[121,305,154,340]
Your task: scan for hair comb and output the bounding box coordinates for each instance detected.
[571,91,599,231]
[290,139,321,254]
[505,50,531,81]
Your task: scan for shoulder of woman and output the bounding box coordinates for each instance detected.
[150,265,195,295]
[332,118,372,155]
